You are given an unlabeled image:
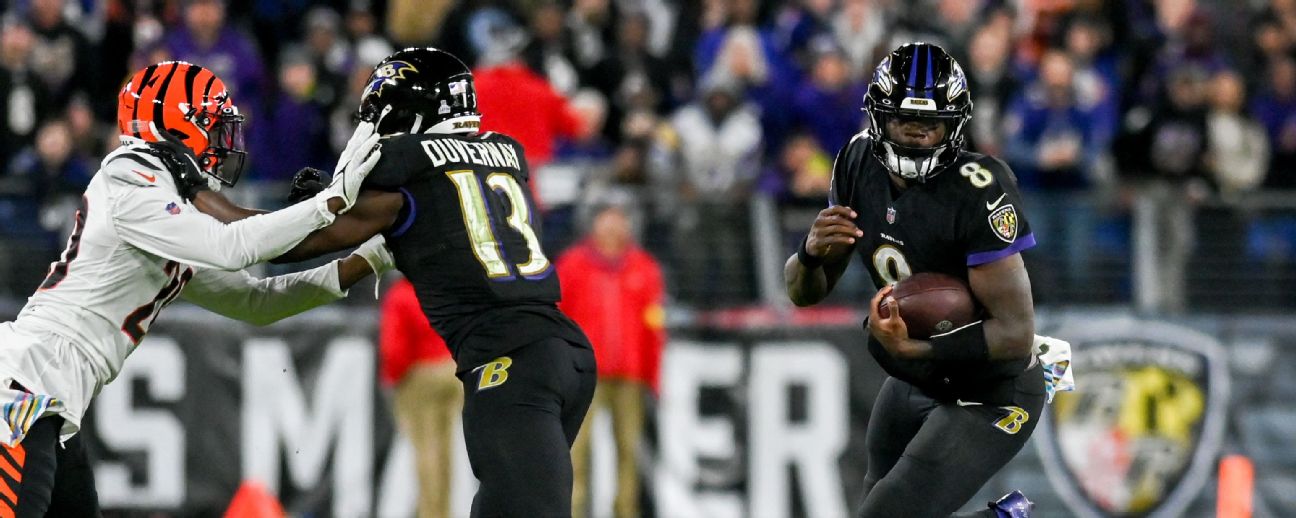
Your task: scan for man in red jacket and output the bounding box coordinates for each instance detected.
[559,203,666,518]
[379,277,459,518]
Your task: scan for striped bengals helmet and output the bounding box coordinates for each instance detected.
[117,61,247,187]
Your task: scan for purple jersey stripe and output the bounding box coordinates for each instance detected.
[390,188,417,238]
[966,233,1037,266]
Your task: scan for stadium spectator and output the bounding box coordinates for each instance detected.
[0,119,89,294]
[1,17,52,168]
[759,132,833,206]
[566,0,618,72]
[584,10,672,143]
[165,0,265,108]
[703,21,793,153]
[657,73,761,304]
[379,278,460,518]
[386,0,455,47]
[1004,49,1101,191]
[833,0,889,78]
[249,47,331,182]
[1003,49,1104,298]
[523,0,583,96]
[474,40,584,202]
[300,6,350,110]
[790,38,867,156]
[965,23,1018,157]
[1207,70,1269,195]
[1125,64,1213,313]
[25,0,96,110]
[560,201,666,518]
[1063,16,1120,150]
[1251,56,1296,189]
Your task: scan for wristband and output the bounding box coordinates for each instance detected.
[797,235,825,269]
[929,320,989,362]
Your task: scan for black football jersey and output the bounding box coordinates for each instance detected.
[364,131,588,371]
[830,134,1037,398]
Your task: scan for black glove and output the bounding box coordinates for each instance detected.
[287,167,331,203]
[142,135,209,201]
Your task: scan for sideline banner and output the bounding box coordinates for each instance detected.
[0,305,1289,517]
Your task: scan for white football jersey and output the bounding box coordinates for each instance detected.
[0,143,345,443]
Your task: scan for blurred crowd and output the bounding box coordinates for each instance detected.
[2,0,1295,307]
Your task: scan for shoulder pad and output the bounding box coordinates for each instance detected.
[101,150,169,188]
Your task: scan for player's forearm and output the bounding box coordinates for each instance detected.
[785,254,829,306]
[982,313,1034,360]
[191,191,268,223]
[337,254,375,290]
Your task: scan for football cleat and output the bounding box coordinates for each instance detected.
[989,490,1033,518]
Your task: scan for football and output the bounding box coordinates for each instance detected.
[877,272,978,339]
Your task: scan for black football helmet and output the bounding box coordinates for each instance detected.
[864,42,972,182]
[357,47,481,135]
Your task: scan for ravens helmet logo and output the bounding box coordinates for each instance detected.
[364,60,419,100]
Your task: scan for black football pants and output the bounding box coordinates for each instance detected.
[459,337,597,518]
[856,362,1046,518]
[1,416,100,517]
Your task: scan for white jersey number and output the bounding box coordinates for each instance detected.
[872,245,912,285]
[446,170,551,279]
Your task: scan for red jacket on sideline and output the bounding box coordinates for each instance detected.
[379,278,452,387]
[473,62,581,170]
[557,241,666,391]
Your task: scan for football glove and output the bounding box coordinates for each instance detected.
[287,167,330,203]
[318,121,382,213]
[142,134,209,201]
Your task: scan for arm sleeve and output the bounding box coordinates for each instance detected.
[828,133,866,208]
[109,171,335,271]
[963,157,1037,267]
[179,262,346,326]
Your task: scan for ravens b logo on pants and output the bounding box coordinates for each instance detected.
[475,357,513,390]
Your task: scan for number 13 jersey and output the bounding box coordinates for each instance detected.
[364,131,588,371]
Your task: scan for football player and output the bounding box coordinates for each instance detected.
[243,48,597,517]
[0,61,389,516]
[785,43,1040,518]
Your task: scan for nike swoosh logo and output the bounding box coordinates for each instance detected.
[955,399,983,407]
[986,193,1006,210]
[132,170,157,183]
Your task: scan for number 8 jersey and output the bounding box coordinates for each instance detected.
[363,131,588,372]
[830,133,1037,394]
[829,133,1036,288]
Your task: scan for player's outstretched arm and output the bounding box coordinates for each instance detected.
[272,190,404,263]
[785,206,859,306]
[181,235,394,326]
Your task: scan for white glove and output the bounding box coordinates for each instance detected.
[352,233,395,298]
[319,121,382,214]
[1033,334,1076,404]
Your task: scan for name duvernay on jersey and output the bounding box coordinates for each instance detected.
[422,138,522,170]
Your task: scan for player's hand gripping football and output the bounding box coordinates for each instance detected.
[319,121,382,213]
[868,285,916,359]
[805,205,863,261]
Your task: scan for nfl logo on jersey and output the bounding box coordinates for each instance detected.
[886,207,896,224]
[165,202,181,215]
